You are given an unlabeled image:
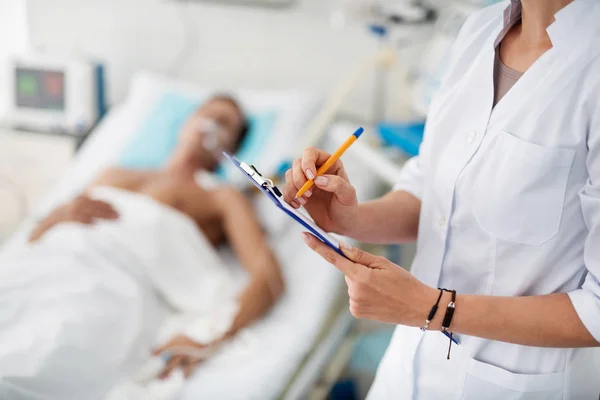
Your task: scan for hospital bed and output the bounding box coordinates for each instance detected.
[0,72,381,399]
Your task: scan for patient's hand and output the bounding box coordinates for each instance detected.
[153,335,220,379]
[57,194,119,224]
[29,194,119,242]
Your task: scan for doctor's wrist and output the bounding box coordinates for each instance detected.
[420,289,456,331]
[411,285,444,328]
[338,205,368,238]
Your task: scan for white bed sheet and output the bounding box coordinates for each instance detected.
[0,104,377,399]
[1,105,144,248]
[181,122,380,399]
[184,229,344,399]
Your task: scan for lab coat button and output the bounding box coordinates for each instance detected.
[439,216,446,228]
[467,131,476,144]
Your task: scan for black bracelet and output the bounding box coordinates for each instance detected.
[420,289,444,331]
[439,288,457,360]
[441,289,456,332]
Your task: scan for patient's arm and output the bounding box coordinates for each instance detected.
[213,186,285,337]
[29,194,119,242]
[154,187,285,379]
[30,168,157,243]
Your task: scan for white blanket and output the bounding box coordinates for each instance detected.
[0,187,242,400]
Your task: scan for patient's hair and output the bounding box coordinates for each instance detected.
[210,94,250,151]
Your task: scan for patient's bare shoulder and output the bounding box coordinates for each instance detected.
[172,184,239,222]
[210,186,263,224]
[92,167,126,185]
[91,167,157,190]
[212,186,248,209]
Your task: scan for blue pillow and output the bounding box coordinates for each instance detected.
[118,93,198,169]
[118,92,277,176]
[215,111,278,180]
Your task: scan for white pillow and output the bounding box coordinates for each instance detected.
[125,71,322,182]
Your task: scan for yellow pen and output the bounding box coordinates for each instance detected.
[295,127,364,199]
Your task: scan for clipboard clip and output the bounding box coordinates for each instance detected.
[240,161,282,197]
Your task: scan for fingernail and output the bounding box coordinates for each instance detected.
[291,200,300,208]
[340,241,352,251]
[306,169,315,180]
[302,232,311,244]
[315,176,328,186]
[305,189,313,198]
[298,196,307,205]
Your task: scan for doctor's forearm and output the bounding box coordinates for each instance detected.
[352,190,421,244]
[425,290,599,348]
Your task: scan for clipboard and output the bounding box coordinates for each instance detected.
[224,153,458,345]
[223,152,347,258]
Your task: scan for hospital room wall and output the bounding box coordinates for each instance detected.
[0,0,29,113]
[0,0,28,54]
[26,0,422,121]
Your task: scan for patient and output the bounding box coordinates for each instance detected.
[0,96,284,399]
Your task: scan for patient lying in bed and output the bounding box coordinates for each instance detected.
[0,96,284,399]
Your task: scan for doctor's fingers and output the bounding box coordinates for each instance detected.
[349,299,364,318]
[349,299,376,319]
[339,243,384,269]
[283,169,301,209]
[345,274,359,294]
[313,175,356,205]
[300,148,344,178]
[291,159,308,189]
[345,275,358,299]
[291,160,313,203]
[345,274,373,304]
[302,232,360,278]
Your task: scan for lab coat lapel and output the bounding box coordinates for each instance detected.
[487,49,555,128]
[489,1,600,129]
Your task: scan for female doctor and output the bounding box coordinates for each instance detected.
[283,0,600,398]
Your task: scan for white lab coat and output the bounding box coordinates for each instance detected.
[368,1,600,399]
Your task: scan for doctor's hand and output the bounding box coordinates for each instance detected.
[302,233,435,326]
[282,148,358,235]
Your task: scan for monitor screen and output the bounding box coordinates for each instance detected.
[15,67,65,110]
